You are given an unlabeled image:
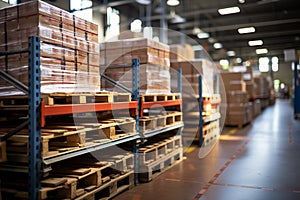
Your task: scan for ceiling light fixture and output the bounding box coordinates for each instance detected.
[227,51,236,56]
[213,43,223,49]
[208,37,216,43]
[248,40,263,46]
[197,32,210,39]
[256,48,268,54]
[167,0,180,6]
[218,6,240,15]
[136,0,151,5]
[192,27,202,35]
[238,27,255,34]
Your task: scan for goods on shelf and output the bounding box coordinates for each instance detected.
[100,38,170,67]
[170,44,195,61]
[221,72,252,127]
[101,38,171,94]
[0,0,100,94]
[170,59,215,95]
[103,63,171,94]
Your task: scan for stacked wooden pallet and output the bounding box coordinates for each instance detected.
[1,152,134,199]
[138,135,183,182]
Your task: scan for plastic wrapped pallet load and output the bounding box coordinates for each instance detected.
[170,59,215,95]
[0,0,100,95]
[101,38,171,94]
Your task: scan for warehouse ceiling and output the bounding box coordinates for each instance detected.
[93,0,300,64]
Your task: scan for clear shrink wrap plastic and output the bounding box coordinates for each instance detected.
[101,38,171,94]
[0,0,100,95]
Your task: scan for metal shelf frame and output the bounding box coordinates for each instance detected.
[293,61,300,119]
[0,36,184,198]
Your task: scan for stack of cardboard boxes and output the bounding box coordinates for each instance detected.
[170,44,194,61]
[170,59,214,95]
[221,72,252,127]
[100,38,171,94]
[254,75,272,109]
[0,0,100,94]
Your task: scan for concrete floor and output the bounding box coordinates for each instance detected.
[114,99,300,200]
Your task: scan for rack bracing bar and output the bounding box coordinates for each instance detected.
[101,74,132,94]
[0,70,28,94]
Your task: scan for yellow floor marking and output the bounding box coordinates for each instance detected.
[185,146,196,153]
[220,128,238,140]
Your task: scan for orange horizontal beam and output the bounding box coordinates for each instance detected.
[40,101,138,127]
[141,100,182,109]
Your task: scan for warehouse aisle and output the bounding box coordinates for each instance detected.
[115,99,300,200]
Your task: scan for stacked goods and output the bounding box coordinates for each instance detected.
[0,0,100,94]
[254,76,271,98]
[244,67,257,100]
[170,59,215,95]
[221,72,252,127]
[101,38,171,94]
[170,44,194,61]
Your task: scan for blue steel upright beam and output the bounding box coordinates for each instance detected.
[177,68,182,94]
[294,61,300,118]
[132,58,140,185]
[28,36,42,200]
[198,75,204,146]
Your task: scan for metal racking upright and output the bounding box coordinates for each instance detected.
[293,61,300,119]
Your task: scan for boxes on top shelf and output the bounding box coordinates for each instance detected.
[101,38,171,94]
[170,59,215,95]
[100,38,170,67]
[0,0,100,94]
[170,44,195,61]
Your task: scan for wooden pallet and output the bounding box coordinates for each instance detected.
[42,92,131,105]
[139,116,157,133]
[0,169,133,200]
[138,135,182,165]
[140,93,181,102]
[75,171,134,200]
[202,94,221,104]
[1,119,136,162]
[140,112,182,133]
[0,92,132,107]
[202,120,220,147]
[138,147,183,182]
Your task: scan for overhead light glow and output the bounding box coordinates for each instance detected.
[218,6,240,15]
[197,32,210,39]
[170,15,186,24]
[213,43,223,49]
[259,57,269,72]
[208,37,216,43]
[167,0,180,6]
[256,48,268,54]
[236,57,242,63]
[238,27,255,34]
[227,51,236,56]
[136,0,151,5]
[192,27,202,35]
[248,40,263,46]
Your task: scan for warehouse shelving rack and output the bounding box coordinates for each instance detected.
[0,36,184,199]
[293,61,300,119]
[182,74,221,147]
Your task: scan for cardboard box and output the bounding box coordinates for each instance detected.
[227,91,248,103]
[18,0,61,20]
[227,80,246,92]
[221,72,243,83]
